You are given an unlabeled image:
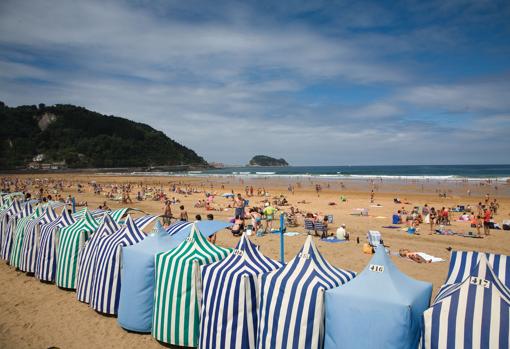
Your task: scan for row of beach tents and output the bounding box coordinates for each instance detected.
[0,194,509,348]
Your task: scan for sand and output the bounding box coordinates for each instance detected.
[1,173,509,348]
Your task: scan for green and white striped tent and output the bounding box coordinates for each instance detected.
[10,206,43,268]
[56,210,99,289]
[152,223,231,347]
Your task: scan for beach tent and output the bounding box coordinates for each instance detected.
[19,206,59,273]
[152,223,231,347]
[89,214,157,315]
[0,200,22,255]
[256,235,356,349]
[1,202,34,262]
[324,246,432,349]
[118,220,180,332]
[35,207,76,282]
[10,206,43,268]
[443,250,510,288]
[55,210,99,289]
[76,214,120,303]
[421,255,510,349]
[199,233,281,349]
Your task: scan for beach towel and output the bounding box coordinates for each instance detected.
[382,226,401,229]
[415,252,444,263]
[320,237,346,243]
[374,216,387,219]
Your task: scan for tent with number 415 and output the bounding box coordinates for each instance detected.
[324,246,432,349]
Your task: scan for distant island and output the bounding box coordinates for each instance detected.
[248,155,289,167]
[0,102,207,169]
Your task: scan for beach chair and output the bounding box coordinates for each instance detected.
[367,230,381,247]
[304,219,315,235]
[315,221,328,238]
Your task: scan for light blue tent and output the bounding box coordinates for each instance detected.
[117,220,179,332]
[324,246,432,349]
[118,219,231,332]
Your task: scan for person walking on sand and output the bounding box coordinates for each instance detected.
[234,193,245,220]
[370,189,375,203]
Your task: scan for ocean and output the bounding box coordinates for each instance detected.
[186,164,510,181]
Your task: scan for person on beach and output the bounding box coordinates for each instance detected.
[234,193,245,220]
[206,213,217,244]
[179,205,188,221]
[163,201,172,225]
[483,206,492,236]
[232,215,244,236]
[249,208,262,233]
[429,207,437,232]
[370,189,374,203]
[263,202,277,233]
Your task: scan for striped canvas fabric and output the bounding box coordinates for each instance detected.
[109,208,129,223]
[421,255,510,349]
[35,208,75,282]
[200,233,281,349]
[152,223,231,347]
[443,250,510,290]
[166,221,193,235]
[134,214,157,231]
[10,206,42,268]
[1,202,34,262]
[0,200,22,254]
[256,235,356,349]
[55,210,99,289]
[76,214,120,303]
[19,206,59,273]
[89,215,151,314]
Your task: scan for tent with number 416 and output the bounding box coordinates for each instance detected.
[324,246,433,349]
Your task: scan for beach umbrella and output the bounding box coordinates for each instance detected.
[1,201,34,261]
[324,246,432,349]
[118,220,180,332]
[421,255,510,348]
[76,214,120,303]
[256,235,356,349]
[442,250,510,289]
[152,223,231,347]
[35,207,76,282]
[55,210,99,289]
[10,206,43,268]
[199,233,281,349]
[168,220,231,244]
[19,206,59,273]
[89,214,157,315]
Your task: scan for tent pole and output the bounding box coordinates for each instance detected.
[279,213,285,264]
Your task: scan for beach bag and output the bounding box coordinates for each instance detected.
[392,214,400,225]
[503,221,510,231]
[363,243,374,254]
[424,214,430,224]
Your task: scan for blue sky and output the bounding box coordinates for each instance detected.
[0,0,509,165]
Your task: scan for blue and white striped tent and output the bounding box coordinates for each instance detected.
[256,235,356,349]
[118,220,179,332]
[10,206,43,268]
[166,220,231,245]
[200,233,281,349]
[89,214,156,315]
[421,255,510,349]
[0,200,22,257]
[1,202,34,262]
[324,246,432,349]
[444,250,510,288]
[35,208,76,282]
[76,214,120,303]
[19,206,60,273]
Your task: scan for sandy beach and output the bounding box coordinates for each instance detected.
[1,173,509,348]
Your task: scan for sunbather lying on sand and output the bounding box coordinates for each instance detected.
[399,249,444,263]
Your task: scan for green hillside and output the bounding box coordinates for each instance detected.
[0,102,207,169]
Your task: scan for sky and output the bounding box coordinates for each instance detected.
[0,0,509,166]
